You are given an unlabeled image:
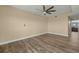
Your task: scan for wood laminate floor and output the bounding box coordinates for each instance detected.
[0,33,79,53]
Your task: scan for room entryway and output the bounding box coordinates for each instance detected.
[69,19,79,46]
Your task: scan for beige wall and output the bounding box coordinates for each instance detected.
[0,6,69,43]
[0,6,48,43]
[48,14,69,36]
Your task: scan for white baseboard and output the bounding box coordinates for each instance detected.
[0,32,68,45]
[47,32,68,37]
[0,32,47,45]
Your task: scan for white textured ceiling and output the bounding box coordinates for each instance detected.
[11,5,79,18]
[11,5,72,16]
[71,6,79,16]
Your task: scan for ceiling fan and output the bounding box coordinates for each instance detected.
[42,5,56,15]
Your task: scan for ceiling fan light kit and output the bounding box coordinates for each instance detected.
[43,12,46,15]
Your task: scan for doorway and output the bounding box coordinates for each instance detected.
[68,18,79,46]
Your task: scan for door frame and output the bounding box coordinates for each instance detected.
[68,16,72,38]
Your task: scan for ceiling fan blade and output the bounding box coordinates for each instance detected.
[47,10,56,12]
[46,6,54,11]
[43,5,45,11]
[47,12,52,14]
